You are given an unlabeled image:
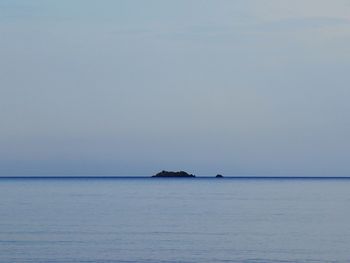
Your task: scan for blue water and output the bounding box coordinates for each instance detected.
[0,177,349,263]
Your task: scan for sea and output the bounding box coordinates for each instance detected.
[0,177,349,263]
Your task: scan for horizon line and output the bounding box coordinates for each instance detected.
[1,176,350,179]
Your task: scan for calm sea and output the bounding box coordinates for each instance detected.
[0,177,349,263]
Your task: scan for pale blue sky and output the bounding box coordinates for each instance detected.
[1,1,350,176]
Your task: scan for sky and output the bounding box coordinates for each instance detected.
[1,0,350,176]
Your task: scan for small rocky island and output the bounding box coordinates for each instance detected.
[216,174,224,178]
[152,170,195,178]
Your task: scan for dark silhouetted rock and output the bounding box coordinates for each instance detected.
[216,174,224,178]
[152,170,195,178]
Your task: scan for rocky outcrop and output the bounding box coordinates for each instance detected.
[152,170,195,178]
